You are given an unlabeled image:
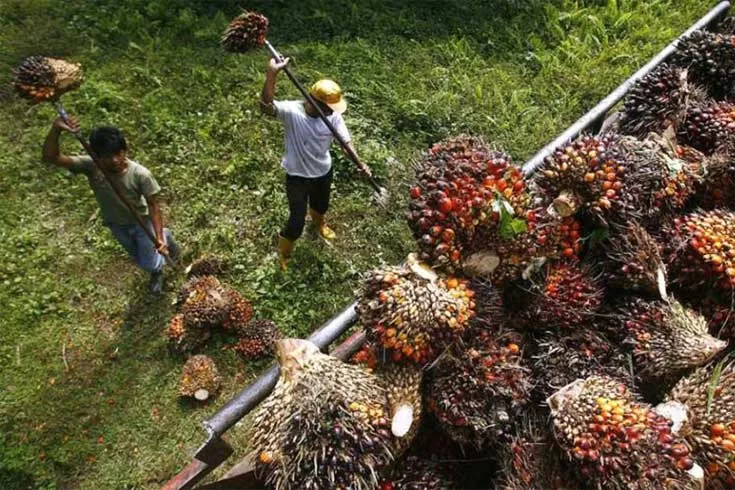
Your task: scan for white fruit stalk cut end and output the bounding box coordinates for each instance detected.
[194,389,210,401]
[687,462,704,487]
[462,251,500,278]
[407,253,438,282]
[552,190,581,218]
[546,379,585,415]
[391,404,414,437]
[653,401,688,434]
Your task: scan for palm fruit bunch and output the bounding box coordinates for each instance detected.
[698,143,735,209]
[248,339,399,490]
[618,135,704,221]
[221,287,253,332]
[426,330,531,449]
[601,222,668,299]
[231,319,282,360]
[618,63,692,138]
[164,313,211,354]
[605,298,726,387]
[13,56,83,103]
[548,376,696,489]
[463,206,583,286]
[663,210,735,293]
[378,456,456,490]
[531,330,633,401]
[407,135,529,272]
[495,410,580,490]
[667,361,735,489]
[176,275,229,328]
[533,133,631,224]
[673,30,735,99]
[178,354,221,401]
[356,260,475,364]
[518,262,603,330]
[185,255,225,278]
[221,11,269,53]
[680,101,735,154]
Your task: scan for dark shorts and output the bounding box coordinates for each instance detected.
[280,169,333,240]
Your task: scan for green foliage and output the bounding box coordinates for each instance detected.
[0,0,711,488]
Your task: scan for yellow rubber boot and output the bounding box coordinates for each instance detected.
[278,234,295,271]
[309,209,336,240]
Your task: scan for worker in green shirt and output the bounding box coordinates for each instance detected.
[42,117,179,293]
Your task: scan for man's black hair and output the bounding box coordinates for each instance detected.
[89,126,127,158]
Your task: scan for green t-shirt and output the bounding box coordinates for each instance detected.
[67,156,161,225]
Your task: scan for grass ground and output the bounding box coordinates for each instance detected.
[0,0,714,488]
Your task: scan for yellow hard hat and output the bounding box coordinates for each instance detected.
[310,79,347,114]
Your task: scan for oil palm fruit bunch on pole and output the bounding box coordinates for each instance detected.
[165,313,211,354]
[680,101,735,154]
[531,329,633,402]
[356,257,475,365]
[663,210,735,294]
[220,11,268,52]
[533,133,632,225]
[378,456,457,490]
[666,360,735,489]
[605,297,726,389]
[13,56,83,103]
[231,319,282,360]
[178,355,221,402]
[408,135,529,272]
[221,10,389,204]
[517,262,603,330]
[247,339,413,490]
[600,222,668,299]
[548,376,697,489]
[426,329,531,449]
[496,409,581,490]
[673,30,735,99]
[618,63,700,138]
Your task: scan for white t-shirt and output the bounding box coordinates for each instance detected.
[273,100,351,178]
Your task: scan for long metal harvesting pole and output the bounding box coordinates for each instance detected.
[521,0,732,175]
[53,101,176,267]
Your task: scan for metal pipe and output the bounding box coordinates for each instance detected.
[521,0,732,175]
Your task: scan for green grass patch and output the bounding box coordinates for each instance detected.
[0,0,713,488]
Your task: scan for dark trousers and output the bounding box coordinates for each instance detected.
[281,169,333,241]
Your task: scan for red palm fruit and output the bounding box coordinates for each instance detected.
[426,330,531,449]
[519,263,603,330]
[662,210,735,293]
[549,376,696,489]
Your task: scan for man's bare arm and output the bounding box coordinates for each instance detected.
[260,57,290,116]
[42,117,80,169]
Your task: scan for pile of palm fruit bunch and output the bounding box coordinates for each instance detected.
[165,257,280,401]
[229,20,735,490]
